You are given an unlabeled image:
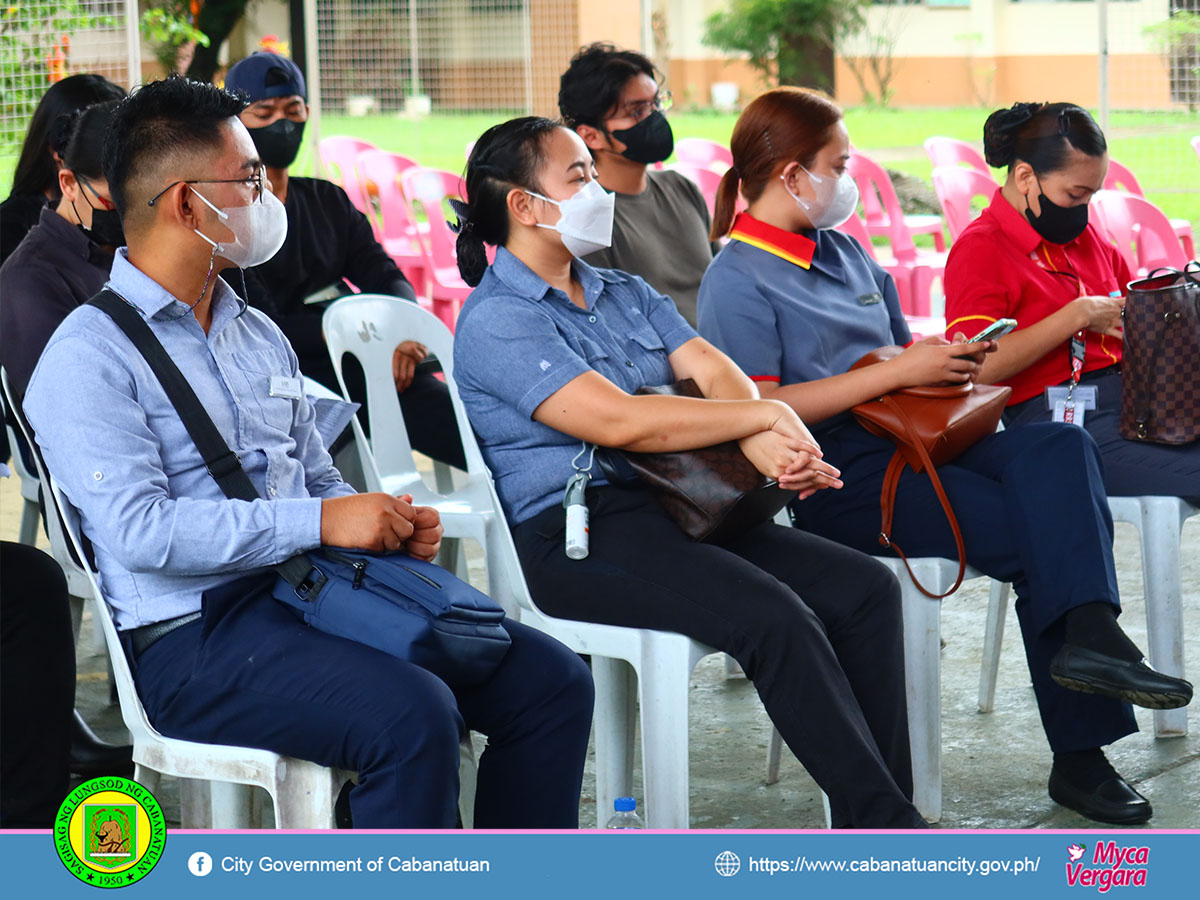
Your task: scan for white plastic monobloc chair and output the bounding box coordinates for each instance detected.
[10,385,355,828]
[323,296,826,827]
[766,557,999,822]
[979,496,1198,738]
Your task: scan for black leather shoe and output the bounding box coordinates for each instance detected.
[1048,767,1152,825]
[1050,645,1193,709]
[70,710,134,779]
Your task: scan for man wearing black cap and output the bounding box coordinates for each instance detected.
[226,51,465,469]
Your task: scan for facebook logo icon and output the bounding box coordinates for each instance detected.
[188,851,213,877]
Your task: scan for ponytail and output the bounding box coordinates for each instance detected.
[710,167,741,240]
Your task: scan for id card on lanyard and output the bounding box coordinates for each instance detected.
[1050,332,1092,426]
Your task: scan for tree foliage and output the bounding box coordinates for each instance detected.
[703,0,866,94]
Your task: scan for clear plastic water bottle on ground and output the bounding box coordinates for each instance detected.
[605,796,646,829]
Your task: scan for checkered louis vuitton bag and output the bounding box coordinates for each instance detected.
[1120,263,1200,445]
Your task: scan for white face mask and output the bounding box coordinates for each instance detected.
[782,165,860,230]
[525,180,615,258]
[190,185,288,268]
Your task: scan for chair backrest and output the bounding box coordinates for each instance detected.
[321,294,535,619]
[668,163,724,219]
[847,151,920,262]
[2,367,158,748]
[1192,135,1200,162]
[321,294,487,492]
[317,136,378,215]
[931,166,997,240]
[1090,190,1189,274]
[399,167,467,272]
[1103,158,1145,196]
[674,137,732,173]
[923,136,990,175]
[834,210,879,261]
[355,149,421,242]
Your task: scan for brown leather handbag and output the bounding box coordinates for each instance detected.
[850,347,1011,597]
[1120,264,1200,445]
[606,379,793,544]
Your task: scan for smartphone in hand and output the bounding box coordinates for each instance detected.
[968,318,1018,343]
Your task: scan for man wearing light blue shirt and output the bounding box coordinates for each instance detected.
[23,76,592,829]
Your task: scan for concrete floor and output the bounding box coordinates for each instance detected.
[4,471,1197,829]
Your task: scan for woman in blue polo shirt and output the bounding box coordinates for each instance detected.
[697,87,1191,825]
[452,116,925,828]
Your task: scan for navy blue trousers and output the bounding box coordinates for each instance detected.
[1005,369,1200,506]
[792,420,1137,753]
[132,575,594,828]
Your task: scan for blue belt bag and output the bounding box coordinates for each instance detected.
[92,290,511,686]
[273,548,510,685]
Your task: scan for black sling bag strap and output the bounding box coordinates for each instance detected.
[89,289,323,595]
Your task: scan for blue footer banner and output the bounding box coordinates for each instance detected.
[0,827,1193,898]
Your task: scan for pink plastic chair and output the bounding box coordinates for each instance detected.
[399,167,472,330]
[851,150,947,256]
[667,162,749,222]
[835,210,920,315]
[1090,190,1189,277]
[923,136,991,175]
[674,138,732,174]
[355,150,427,297]
[318,137,378,216]
[847,153,948,316]
[1104,158,1194,260]
[931,166,998,241]
[1192,136,1200,161]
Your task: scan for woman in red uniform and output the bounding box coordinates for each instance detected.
[944,102,1198,503]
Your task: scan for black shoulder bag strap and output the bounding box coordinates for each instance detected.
[89,289,323,595]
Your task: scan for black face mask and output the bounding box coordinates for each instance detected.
[1024,178,1089,245]
[250,118,306,169]
[72,181,125,248]
[609,110,674,165]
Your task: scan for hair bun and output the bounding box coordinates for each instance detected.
[982,102,1041,168]
[47,109,82,158]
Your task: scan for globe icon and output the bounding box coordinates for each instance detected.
[714,850,741,877]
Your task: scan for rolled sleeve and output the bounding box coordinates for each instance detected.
[944,231,1014,337]
[636,275,698,354]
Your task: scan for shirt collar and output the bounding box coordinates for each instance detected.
[728,212,816,270]
[987,187,1048,256]
[490,245,606,309]
[107,248,244,326]
[38,205,92,260]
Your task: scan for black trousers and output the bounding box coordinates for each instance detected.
[512,487,924,829]
[0,542,73,827]
[1005,369,1200,505]
[133,575,594,828]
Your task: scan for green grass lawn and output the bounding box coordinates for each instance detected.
[4,105,1196,229]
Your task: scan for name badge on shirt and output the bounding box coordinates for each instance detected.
[858,292,883,306]
[269,375,303,400]
[1045,385,1097,411]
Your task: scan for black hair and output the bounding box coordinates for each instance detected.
[455,116,560,287]
[103,74,249,219]
[47,100,121,182]
[558,42,659,129]
[9,73,125,199]
[982,102,1106,174]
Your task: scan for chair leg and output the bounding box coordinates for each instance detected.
[1139,499,1188,738]
[766,727,783,785]
[978,580,1011,713]
[18,497,39,545]
[273,762,340,829]
[638,637,694,829]
[210,780,253,829]
[591,655,636,828]
[901,581,942,822]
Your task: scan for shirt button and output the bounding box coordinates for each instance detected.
[588,315,597,323]
[93,471,103,481]
[268,487,277,497]
[626,361,634,367]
